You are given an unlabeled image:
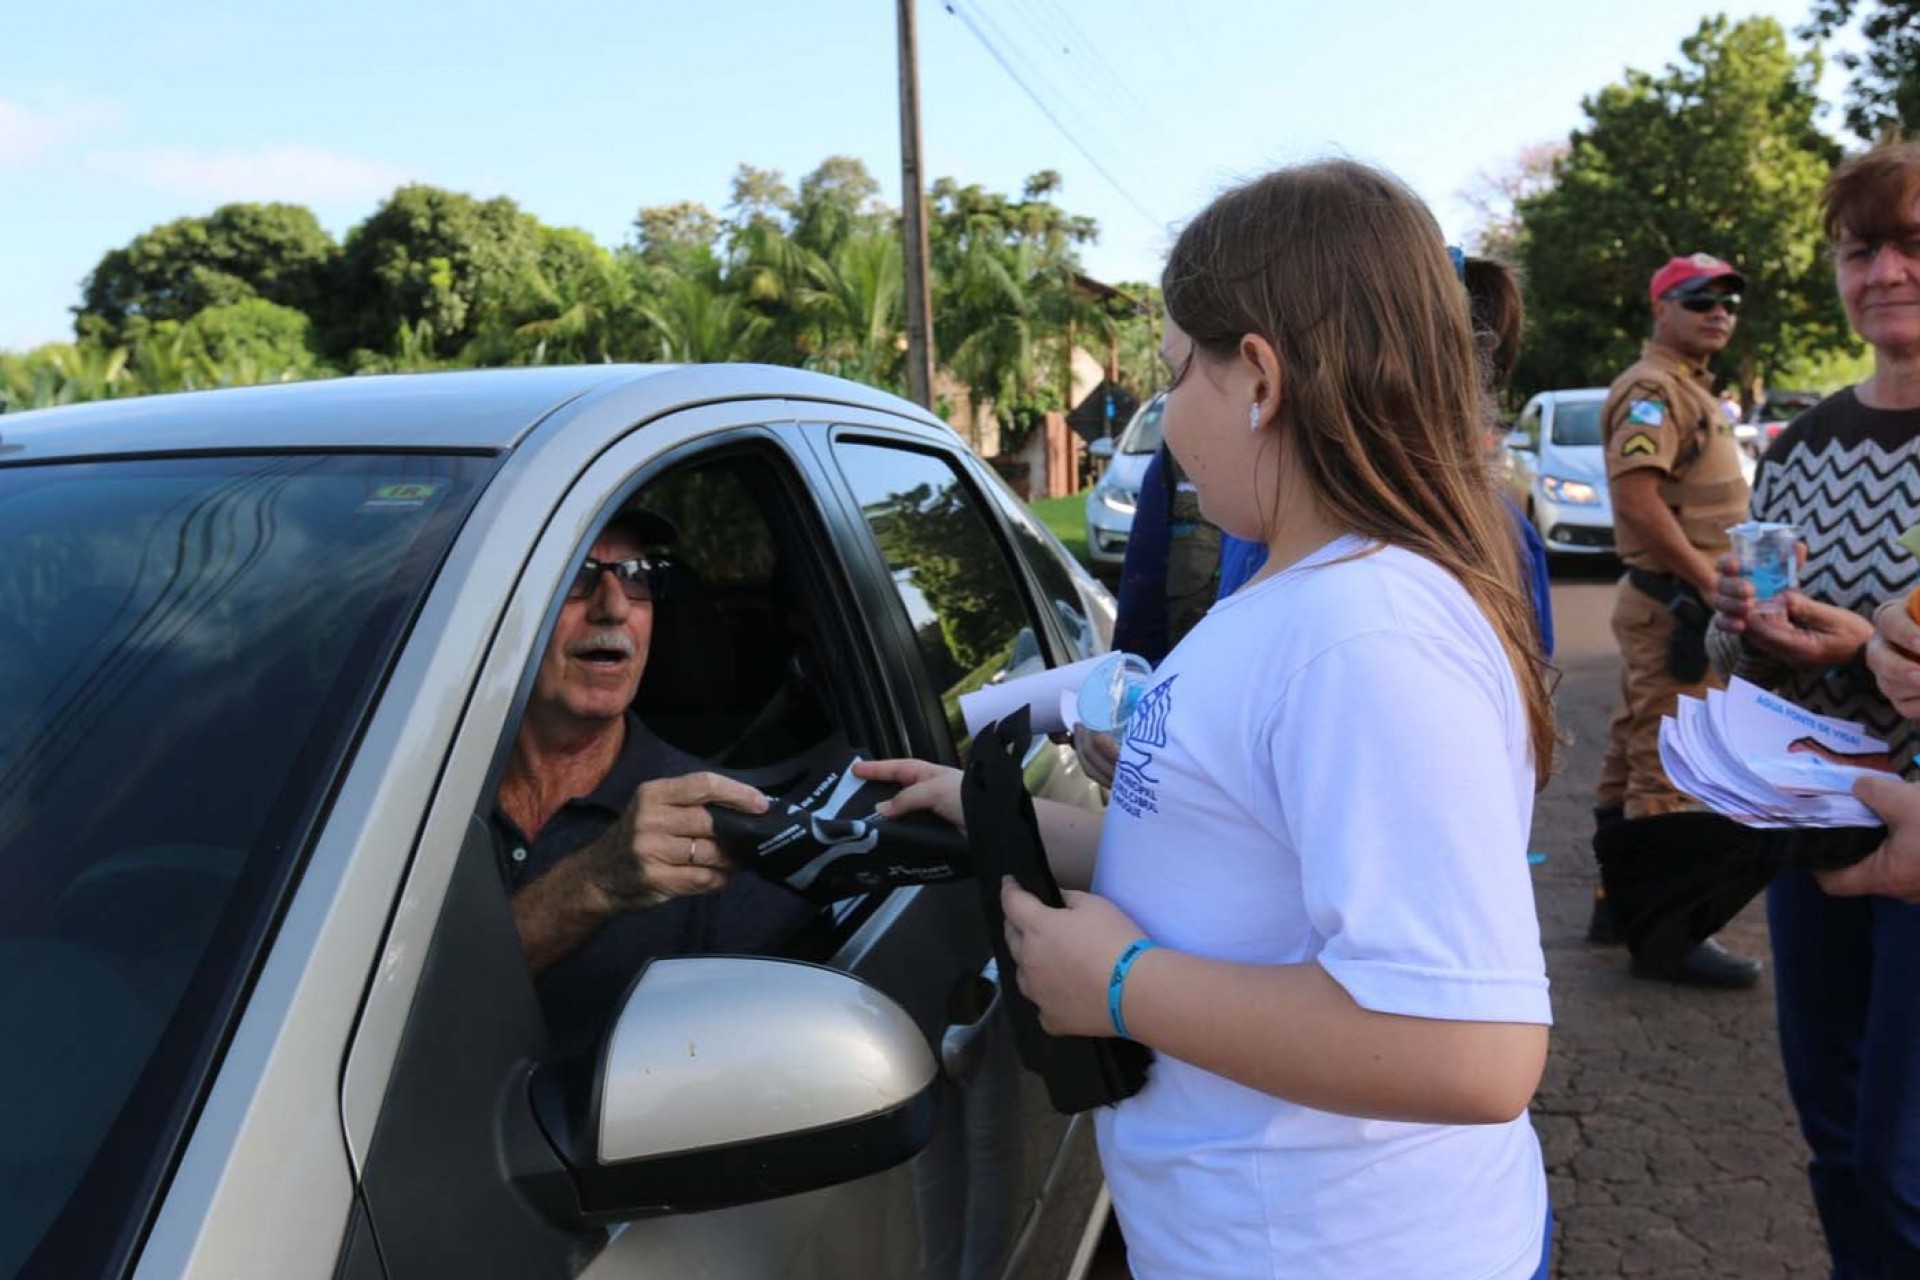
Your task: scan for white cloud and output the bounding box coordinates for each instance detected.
[88,145,409,205]
[0,98,112,166]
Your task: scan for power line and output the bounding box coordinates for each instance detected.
[965,0,1128,165]
[1029,0,1153,119]
[941,0,1168,231]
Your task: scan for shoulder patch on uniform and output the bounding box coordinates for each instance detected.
[1626,399,1666,427]
[1620,432,1659,458]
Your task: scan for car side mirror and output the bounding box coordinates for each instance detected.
[522,956,938,1222]
[1087,437,1114,461]
[1505,429,1536,454]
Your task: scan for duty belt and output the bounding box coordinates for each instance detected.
[1627,567,1687,600]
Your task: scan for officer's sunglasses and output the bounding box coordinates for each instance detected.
[566,556,670,603]
[1672,293,1740,315]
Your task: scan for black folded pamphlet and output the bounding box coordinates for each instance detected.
[707,735,972,903]
[961,707,1151,1114]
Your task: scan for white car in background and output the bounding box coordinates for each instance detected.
[1501,389,1616,557]
[1501,387,1759,560]
[1083,395,1164,569]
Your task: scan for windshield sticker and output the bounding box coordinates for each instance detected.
[358,480,448,513]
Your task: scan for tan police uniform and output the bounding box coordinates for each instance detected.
[1595,340,1750,818]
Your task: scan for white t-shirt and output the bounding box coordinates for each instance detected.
[1091,536,1551,1280]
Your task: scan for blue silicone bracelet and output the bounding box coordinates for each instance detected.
[1107,938,1159,1039]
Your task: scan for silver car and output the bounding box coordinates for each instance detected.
[1501,388,1615,556]
[1082,396,1164,569]
[0,366,1118,1280]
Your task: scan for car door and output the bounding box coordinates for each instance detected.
[797,412,1111,1280]
[337,395,1100,1280]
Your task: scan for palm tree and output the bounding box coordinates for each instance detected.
[798,229,904,390]
[492,256,633,365]
[637,272,771,364]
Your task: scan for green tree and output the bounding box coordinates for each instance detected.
[177,298,322,378]
[1802,1,1920,140]
[467,227,641,365]
[76,203,337,346]
[796,228,905,388]
[1512,16,1847,396]
[928,172,1101,445]
[637,272,769,363]
[333,185,543,359]
[0,342,131,408]
[791,156,886,258]
[632,201,723,278]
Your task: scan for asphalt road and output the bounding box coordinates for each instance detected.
[1090,559,1829,1279]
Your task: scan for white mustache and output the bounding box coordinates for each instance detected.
[570,629,635,658]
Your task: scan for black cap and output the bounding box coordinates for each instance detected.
[604,506,677,549]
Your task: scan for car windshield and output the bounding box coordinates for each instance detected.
[0,452,489,1280]
[1552,400,1605,447]
[1116,399,1164,455]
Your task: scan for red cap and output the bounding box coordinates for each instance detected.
[1649,253,1746,301]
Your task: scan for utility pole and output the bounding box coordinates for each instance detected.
[897,0,936,411]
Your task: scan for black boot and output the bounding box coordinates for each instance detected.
[1587,804,1626,945]
[1630,937,1763,989]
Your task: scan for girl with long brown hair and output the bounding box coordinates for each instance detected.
[863,159,1555,1278]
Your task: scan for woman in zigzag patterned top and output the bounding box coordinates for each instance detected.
[1709,139,1920,1279]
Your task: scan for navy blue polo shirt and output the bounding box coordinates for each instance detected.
[493,713,814,1050]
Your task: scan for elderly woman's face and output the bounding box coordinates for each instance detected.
[1835,195,1920,355]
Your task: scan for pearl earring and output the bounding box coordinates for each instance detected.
[1249,402,1261,434]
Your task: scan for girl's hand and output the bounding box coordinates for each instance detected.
[855,758,965,833]
[1866,598,1920,720]
[1073,725,1120,789]
[1001,879,1149,1038]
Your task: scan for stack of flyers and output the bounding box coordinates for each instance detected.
[1658,677,1893,828]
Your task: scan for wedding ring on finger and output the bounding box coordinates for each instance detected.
[687,837,699,866]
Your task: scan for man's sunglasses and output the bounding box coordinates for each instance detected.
[566,556,670,603]
[1671,293,1741,315]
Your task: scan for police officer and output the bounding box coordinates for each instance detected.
[1590,252,1762,988]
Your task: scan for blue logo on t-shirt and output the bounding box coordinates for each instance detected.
[1111,674,1175,820]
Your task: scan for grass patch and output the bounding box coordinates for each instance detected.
[1028,491,1090,566]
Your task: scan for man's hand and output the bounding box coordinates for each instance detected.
[1866,597,1920,720]
[1736,592,1873,670]
[582,772,770,912]
[1820,775,1920,903]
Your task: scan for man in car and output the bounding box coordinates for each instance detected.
[1589,252,1762,989]
[494,507,811,1048]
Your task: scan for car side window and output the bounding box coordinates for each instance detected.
[628,457,836,766]
[831,439,1048,753]
[1514,402,1543,451]
[983,483,1101,663]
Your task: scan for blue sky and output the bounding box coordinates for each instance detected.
[1,0,1856,352]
